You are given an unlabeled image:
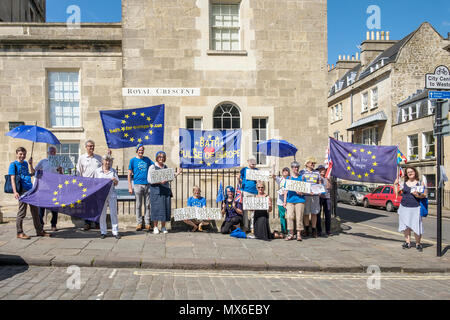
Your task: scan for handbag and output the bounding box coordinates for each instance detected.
[4,162,22,194]
[419,197,428,218]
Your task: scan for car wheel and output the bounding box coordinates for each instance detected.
[363,198,370,208]
[386,201,394,212]
[350,196,358,206]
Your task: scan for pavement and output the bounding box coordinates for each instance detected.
[0,212,449,273]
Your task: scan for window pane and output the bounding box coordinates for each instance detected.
[186,118,193,129]
[223,117,231,129]
[232,118,240,129]
[213,118,221,129]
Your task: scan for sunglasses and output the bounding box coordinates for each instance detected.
[257,187,265,189]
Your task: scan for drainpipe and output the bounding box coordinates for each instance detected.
[350,91,354,142]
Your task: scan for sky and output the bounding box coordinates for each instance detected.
[46,0,450,65]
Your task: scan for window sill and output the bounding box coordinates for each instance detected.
[361,109,368,114]
[207,50,248,56]
[50,127,84,132]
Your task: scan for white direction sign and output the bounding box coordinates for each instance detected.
[425,66,450,90]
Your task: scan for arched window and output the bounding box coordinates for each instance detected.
[213,102,241,130]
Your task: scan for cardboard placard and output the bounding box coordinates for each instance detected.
[285,179,312,194]
[149,168,174,184]
[48,155,75,169]
[173,207,222,221]
[246,169,271,182]
[243,196,269,210]
[310,184,326,195]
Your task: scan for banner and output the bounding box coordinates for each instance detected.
[48,155,75,169]
[246,169,271,182]
[285,180,312,194]
[329,138,397,184]
[310,184,326,195]
[99,104,165,149]
[20,171,113,222]
[243,197,269,210]
[148,168,174,184]
[179,129,241,169]
[173,207,222,221]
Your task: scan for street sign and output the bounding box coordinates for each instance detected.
[429,91,450,100]
[425,65,450,90]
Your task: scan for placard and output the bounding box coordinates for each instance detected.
[243,196,269,210]
[311,184,326,195]
[148,168,174,184]
[411,185,425,194]
[173,207,222,221]
[246,169,271,182]
[284,179,312,194]
[48,155,75,169]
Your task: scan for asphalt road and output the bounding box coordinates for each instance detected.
[337,203,450,245]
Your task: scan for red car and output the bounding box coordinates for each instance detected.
[363,185,402,212]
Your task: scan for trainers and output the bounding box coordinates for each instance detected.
[161,227,168,234]
[114,234,121,240]
[416,244,423,252]
[153,227,160,234]
[100,234,106,239]
[402,242,411,249]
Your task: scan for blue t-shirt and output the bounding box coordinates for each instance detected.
[240,167,258,195]
[285,175,305,204]
[8,161,33,191]
[128,156,154,185]
[187,196,206,208]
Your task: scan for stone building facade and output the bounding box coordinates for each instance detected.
[0,0,45,23]
[0,0,328,207]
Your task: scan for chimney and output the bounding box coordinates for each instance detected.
[355,52,360,60]
[360,30,397,68]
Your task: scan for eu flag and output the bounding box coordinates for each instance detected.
[99,105,165,149]
[329,138,397,184]
[20,171,113,222]
[179,129,241,169]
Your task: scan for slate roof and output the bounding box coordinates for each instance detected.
[347,111,388,131]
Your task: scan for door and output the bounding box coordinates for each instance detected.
[370,186,384,206]
[380,187,392,207]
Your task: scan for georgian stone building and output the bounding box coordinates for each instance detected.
[328,22,450,199]
[0,0,45,23]
[0,0,328,206]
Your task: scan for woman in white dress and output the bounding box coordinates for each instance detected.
[394,166,427,252]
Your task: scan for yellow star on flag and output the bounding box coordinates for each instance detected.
[149,130,153,135]
[121,120,126,124]
[130,137,135,142]
[124,133,129,138]
[360,149,365,152]
[52,198,57,202]
[370,169,375,173]
[358,175,362,179]
[64,181,69,185]
[132,112,137,116]
[55,202,59,205]
[372,155,376,159]
[365,173,369,177]
[141,113,145,117]
[58,184,63,189]
[373,162,378,166]
[207,163,212,167]
[137,138,142,143]
[348,153,352,157]
[61,204,66,208]
[347,166,351,171]
[353,149,357,153]
[76,200,82,204]
[146,117,151,121]
[208,135,212,139]
[145,136,149,140]
[82,194,86,198]
[78,183,83,187]
[367,151,372,155]
[121,127,125,131]
[72,179,77,184]
[70,204,75,208]
[83,188,87,192]
[125,114,129,118]
[346,160,349,163]
[351,171,355,175]
[54,191,58,195]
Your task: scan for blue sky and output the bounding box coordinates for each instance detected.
[47,0,449,65]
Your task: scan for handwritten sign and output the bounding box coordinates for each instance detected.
[243,197,269,210]
[246,169,271,182]
[285,180,311,194]
[148,168,174,184]
[311,184,326,195]
[411,186,425,194]
[173,207,222,221]
[48,155,75,169]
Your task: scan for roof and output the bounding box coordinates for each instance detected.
[397,89,429,107]
[329,64,361,97]
[347,111,388,131]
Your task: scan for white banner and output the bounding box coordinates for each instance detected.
[243,196,269,210]
[246,169,271,182]
[48,155,75,169]
[148,168,174,184]
[123,88,201,96]
[285,180,312,194]
[173,207,222,221]
[310,184,326,195]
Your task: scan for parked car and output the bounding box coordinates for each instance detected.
[337,184,371,206]
[363,185,402,212]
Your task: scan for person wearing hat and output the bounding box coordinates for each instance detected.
[272,167,290,235]
[148,150,182,234]
[95,154,120,239]
[301,157,321,238]
[283,161,305,241]
[128,144,154,231]
[317,165,332,237]
[239,156,259,233]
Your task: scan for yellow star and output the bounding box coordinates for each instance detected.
[348,153,352,157]
[52,198,57,202]
[130,137,134,142]
[76,200,82,204]
[347,166,351,171]
[207,162,212,167]
[138,138,142,143]
[132,112,137,116]
[125,114,129,118]
[346,160,349,163]
[141,113,145,117]
[365,173,369,177]
[70,204,75,208]
[72,179,77,184]
[358,175,362,179]
[53,191,58,195]
[370,169,375,173]
[121,127,125,131]
[78,183,83,187]
[58,184,63,189]
[55,202,59,205]
[367,151,372,155]
[195,141,199,146]
[121,120,126,124]
[372,155,376,159]
[353,149,357,153]
[351,171,355,176]
[373,162,378,166]
[61,204,66,208]
[146,117,151,121]
[360,149,365,153]
[64,180,69,185]
[82,194,86,198]
[145,136,149,140]
[150,124,154,128]
[149,130,153,135]
[124,133,129,138]
[83,188,87,192]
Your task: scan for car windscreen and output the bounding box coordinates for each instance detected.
[354,185,369,193]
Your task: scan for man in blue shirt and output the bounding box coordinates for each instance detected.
[128,144,154,231]
[9,147,50,239]
[184,186,209,232]
[239,156,258,233]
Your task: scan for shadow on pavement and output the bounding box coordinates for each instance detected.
[49,227,138,239]
[0,255,29,282]
[442,246,450,256]
[337,205,388,223]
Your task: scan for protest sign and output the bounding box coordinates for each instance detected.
[311,184,326,195]
[246,169,271,182]
[173,207,222,221]
[148,168,174,184]
[243,196,269,210]
[285,180,312,194]
[411,185,425,194]
[48,155,75,169]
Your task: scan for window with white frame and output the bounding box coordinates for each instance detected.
[362,92,368,112]
[361,127,378,145]
[49,71,80,128]
[410,103,419,120]
[186,118,202,130]
[371,87,378,109]
[330,107,335,123]
[210,3,240,51]
[428,100,436,115]
[213,102,241,130]
[422,131,435,159]
[407,134,419,161]
[55,142,79,175]
[252,118,267,165]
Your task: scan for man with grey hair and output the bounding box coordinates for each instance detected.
[76,140,103,231]
[239,156,259,233]
[35,146,63,231]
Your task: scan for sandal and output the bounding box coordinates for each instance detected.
[285,234,295,241]
[402,242,411,249]
[297,233,302,241]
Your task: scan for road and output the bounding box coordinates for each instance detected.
[0,266,449,300]
[337,203,450,245]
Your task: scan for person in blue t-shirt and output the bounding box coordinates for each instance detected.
[127,144,154,231]
[9,147,50,239]
[184,186,210,232]
[239,156,259,233]
[283,161,306,241]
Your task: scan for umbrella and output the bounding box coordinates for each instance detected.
[257,139,298,159]
[6,125,61,157]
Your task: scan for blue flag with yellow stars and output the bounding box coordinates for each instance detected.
[20,171,113,222]
[179,129,241,169]
[99,105,165,149]
[329,138,397,184]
